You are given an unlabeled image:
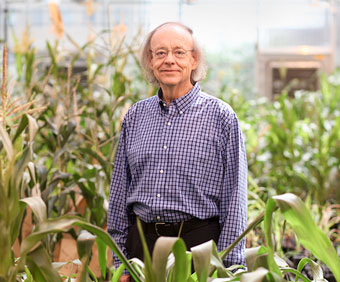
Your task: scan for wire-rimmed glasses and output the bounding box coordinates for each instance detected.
[150,48,194,60]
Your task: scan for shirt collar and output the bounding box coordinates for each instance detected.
[157,83,200,114]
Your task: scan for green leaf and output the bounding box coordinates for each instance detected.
[209,241,230,278]
[152,236,180,282]
[78,147,111,184]
[240,267,268,282]
[10,201,26,245]
[171,239,189,282]
[26,246,62,282]
[279,268,311,282]
[0,123,13,161]
[27,162,36,185]
[191,240,213,282]
[24,266,34,282]
[96,237,107,279]
[27,115,38,143]
[18,216,142,282]
[77,230,96,260]
[46,41,58,76]
[60,121,76,148]
[272,193,340,282]
[245,247,261,272]
[88,266,99,282]
[20,197,47,223]
[111,263,125,282]
[296,257,324,281]
[130,257,146,278]
[12,144,32,190]
[136,218,155,282]
[12,114,28,143]
[263,198,282,276]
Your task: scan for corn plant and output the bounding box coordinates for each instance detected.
[9,29,151,228]
[224,77,340,206]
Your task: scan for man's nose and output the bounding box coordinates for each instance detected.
[164,51,175,63]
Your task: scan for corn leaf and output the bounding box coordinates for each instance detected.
[77,230,96,260]
[264,198,282,276]
[279,268,311,282]
[296,258,324,281]
[240,267,268,282]
[111,263,125,282]
[245,247,261,272]
[18,215,142,282]
[136,218,155,282]
[26,246,62,282]
[209,241,231,278]
[171,239,189,282]
[27,114,38,143]
[12,114,28,143]
[152,237,179,282]
[191,240,214,282]
[0,123,13,161]
[20,197,47,223]
[77,230,96,282]
[96,237,107,279]
[13,144,32,189]
[272,193,340,282]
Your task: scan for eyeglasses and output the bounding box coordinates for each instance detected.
[150,48,194,60]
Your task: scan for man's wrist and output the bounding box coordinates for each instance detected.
[120,274,131,282]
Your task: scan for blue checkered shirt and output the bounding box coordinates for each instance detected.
[107,83,248,271]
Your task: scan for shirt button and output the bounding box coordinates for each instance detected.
[167,122,171,126]
[157,194,161,198]
[160,169,164,174]
[157,216,161,220]
[180,111,183,115]
[163,145,168,149]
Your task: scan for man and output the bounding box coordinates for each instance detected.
[107,22,247,282]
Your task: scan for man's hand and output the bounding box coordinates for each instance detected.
[120,274,131,282]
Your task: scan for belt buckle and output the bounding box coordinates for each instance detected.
[155,222,166,236]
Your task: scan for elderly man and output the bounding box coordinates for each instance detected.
[107,22,247,281]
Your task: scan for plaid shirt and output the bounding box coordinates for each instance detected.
[107,83,247,270]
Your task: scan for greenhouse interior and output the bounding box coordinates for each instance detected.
[0,0,339,282]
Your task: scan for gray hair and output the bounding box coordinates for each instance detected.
[140,22,207,87]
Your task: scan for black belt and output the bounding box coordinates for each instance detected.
[141,217,219,237]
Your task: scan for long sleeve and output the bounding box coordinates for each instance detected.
[217,112,248,267]
[107,118,133,270]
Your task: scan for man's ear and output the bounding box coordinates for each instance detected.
[148,56,154,69]
[191,52,199,70]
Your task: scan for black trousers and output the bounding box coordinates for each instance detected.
[125,217,220,263]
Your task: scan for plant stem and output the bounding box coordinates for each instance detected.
[209,210,267,276]
[1,44,7,107]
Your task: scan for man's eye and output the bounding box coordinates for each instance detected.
[175,50,185,56]
[156,51,166,56]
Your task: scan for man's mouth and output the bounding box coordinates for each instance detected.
[161,70,179,73]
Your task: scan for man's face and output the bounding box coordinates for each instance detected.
[149,25,198,90]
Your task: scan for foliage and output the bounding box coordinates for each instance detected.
[218,74,340,206]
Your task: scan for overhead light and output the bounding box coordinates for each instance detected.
[297,45,311,55]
